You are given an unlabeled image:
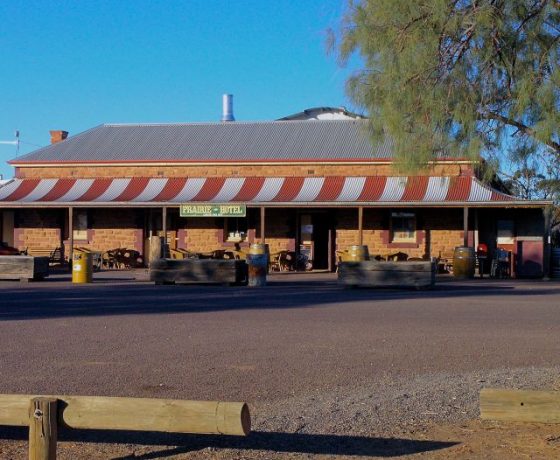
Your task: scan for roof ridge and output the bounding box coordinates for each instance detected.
[103,119,368,127]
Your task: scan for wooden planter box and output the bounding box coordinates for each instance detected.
[150,259,248,286]
[0,256,50,282]
[338,260,436,289]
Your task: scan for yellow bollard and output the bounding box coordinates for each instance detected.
[72,252,93,283]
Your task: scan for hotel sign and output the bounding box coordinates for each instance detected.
[180,203,246,218]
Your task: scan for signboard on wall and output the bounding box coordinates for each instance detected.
[180,203,246,218]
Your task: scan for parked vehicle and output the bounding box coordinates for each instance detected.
[0,242,21,255]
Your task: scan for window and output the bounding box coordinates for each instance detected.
[497,220,514,244]
[224,217,248,242]
[73,210,88,241]
[390,212,416,243]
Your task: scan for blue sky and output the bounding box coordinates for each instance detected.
[0,0,360,179]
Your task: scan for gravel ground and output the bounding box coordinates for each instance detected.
[0,272,559,458]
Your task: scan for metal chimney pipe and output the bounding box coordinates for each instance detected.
[222,94,235,122]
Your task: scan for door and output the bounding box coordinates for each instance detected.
[298,212,331,270]
[516,240,543,278]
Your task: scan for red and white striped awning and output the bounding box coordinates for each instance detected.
[0,176,539,207]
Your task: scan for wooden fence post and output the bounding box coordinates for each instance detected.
[29,397,58,460]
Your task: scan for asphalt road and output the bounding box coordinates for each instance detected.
[0,273,558,401]
[0,273,559,458]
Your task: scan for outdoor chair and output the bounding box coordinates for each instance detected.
[211,250,226,259]
[175,248,199,259]
[490,248,511,279]
[335,250,349,272]
[170,248,186,259]
[118,249,144,268]
[387,252,408,261]
[269,252,281,271]
[102,249,119,269]
[270,250,293,272]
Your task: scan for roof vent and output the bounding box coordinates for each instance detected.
[221,94,235,122]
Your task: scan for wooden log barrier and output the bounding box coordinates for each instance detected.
[480,388,560,423]
[338,261,436,289]
[29,398,58,460]
[0,256,49,282]
[0,395,251,436]
[150,258,248,285]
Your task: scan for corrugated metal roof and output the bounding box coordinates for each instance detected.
[0,175,541,207]
[11,120,397,164]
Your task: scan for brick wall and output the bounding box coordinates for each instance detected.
[16,162,472,179]
[13,206,467,263]
[424,209,463,259]
[262,209,296,253]
[180,217,223,252]
[335,208,463,260]
[15,209,64,252]
[63,209,143,256]
[173,209,297,253]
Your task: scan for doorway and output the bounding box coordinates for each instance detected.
[297,211,332,270]
[1,211,15,246]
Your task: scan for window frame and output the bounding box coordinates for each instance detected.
[390,212,417,244]
[223,216,249,243]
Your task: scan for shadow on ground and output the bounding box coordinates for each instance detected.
[0,273,559,321]
[0,426,458,458]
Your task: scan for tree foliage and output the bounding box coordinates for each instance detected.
[336,0,560,174]
[501,141,560,200]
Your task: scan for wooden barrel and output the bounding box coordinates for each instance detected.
[247,243,268,287]
[552,248,560,279]
[346,245,370,262]
[453,246,475,278]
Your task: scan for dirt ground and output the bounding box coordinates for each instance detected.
[0,419,559,459]
[0,272,559,459]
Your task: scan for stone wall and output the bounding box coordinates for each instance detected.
[335,208,463,260]
[424,209,464,259]
[180,217,223,252]
[9,206,477,266]
[173,209,296,253]
[82,209,143,254]
[14,209,64,253]
[14,209,144,261]
[261,209,296,253]
[15,162,473,179]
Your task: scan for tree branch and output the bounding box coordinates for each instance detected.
[483,111,560,152]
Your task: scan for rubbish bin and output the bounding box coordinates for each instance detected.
[453,246,475,278]
[72,251,93,283]
[247,243,268,287]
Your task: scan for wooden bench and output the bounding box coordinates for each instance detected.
[150,258,248,285]
[338,260,436,289]
[0,256,49,281]
[27,247,64,265]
